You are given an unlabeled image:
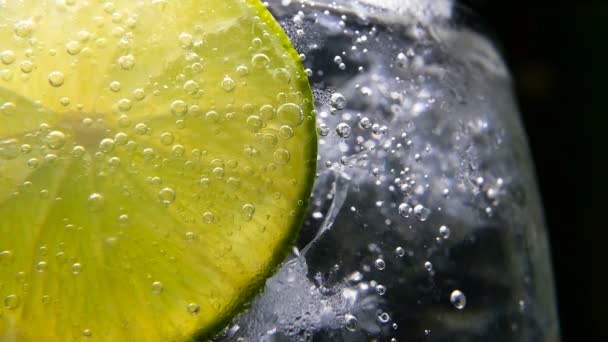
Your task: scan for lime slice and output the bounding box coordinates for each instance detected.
[0,0,316,340]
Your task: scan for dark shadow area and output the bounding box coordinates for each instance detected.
[460,0,608,340]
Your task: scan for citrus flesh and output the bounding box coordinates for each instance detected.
[0,0,316,340]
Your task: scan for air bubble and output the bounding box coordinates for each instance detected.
[65,40,82,55]
[394,246,405,257]
[46,131,66,150]
[178,32,193,48]
[87,193,105,212]
[278,125,294,140]
[221,76,236,92]
[398,203,411,218]
[133,88,146,101]
[4,295,20,310]
[241,204,255,221]
[246,115,263,132]
[0,50,16,65]
[330,93,347,110]
[98,138,115,153]
[83,329,92,338]
[202,212,215,224]
[439,225,450,239]
[134,123,149,135]
[36,261,47,273]
[187,303,200,315]
[413,204,430,222]
[359,116,372,129]
[172,144,185,157]
[273,149,290,165]
[118,54,136,70]
[14,19,34,38]
[450,290,466,310]
[20,60,33,73]
[71,146,86,158]
[151,281,164,294]
[183,80,199,95]
[424,261,433,271]
[378,312,390,324]
[277,103,304,126]
[376,284,386,295]
[345,314,358,332]
[170,100,188,116]
[158,188,176,205]
[335,123,351,138]
[160,132,175,145]
[251,53,270,68]
[71,263,82,275]
[48,71,65,87]
[375,258,386,270]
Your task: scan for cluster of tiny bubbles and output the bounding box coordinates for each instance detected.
[151,281,164,295]
[450,290,467,310]
[187,303,200,316]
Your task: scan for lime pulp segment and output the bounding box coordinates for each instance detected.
[0,0,316,340]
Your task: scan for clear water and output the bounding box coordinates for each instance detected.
[216,0,559,340]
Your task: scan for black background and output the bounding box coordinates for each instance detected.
[460,0,607,340]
